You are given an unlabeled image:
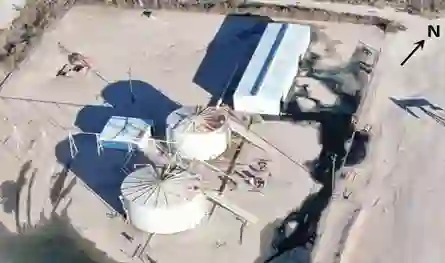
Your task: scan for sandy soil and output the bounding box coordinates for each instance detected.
[0,3,443,263]
[312,14,445,263]
[248,0,444,15]
[337,20,445,263]
[0,0,25,29]
[0,5,386,263]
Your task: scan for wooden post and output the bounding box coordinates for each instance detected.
[68,132,78,159]
[215,63,238,108]
[331,153,337,193]
[218,117,253,194]
[12,124,22,152]
[128,67,135,104]
[410,0,429,13]
[207,116,253,221]
[95,133,103,156]
[115,0,128,7]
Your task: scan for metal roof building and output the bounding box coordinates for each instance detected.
[233,23,311,116]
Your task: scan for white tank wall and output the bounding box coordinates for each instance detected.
[122,193,208,234]
[166,106,231,161]
[0,0,26,29]
[120,166,209,234]
[168,122,230,161]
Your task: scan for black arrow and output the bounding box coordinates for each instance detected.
[400,40,425,66]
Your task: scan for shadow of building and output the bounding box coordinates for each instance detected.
[75,80,180,138]
[0,205,119,263]
[193,14,273,106]
[54,133,151,214]
[257,44,376,260]
[390,97,445,126]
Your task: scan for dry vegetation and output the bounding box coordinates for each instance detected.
[0,0,406,84]
[0,0,75,79]
[313,0,445,14]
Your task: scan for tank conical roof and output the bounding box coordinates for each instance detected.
[120,165,199,208]
[168,106,227,134]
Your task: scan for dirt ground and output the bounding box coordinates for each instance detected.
[0,0,405,79]
[0,2,444,263]
[0,5,390,263]
[312,15,445,263]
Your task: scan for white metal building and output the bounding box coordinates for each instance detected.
[233,23,311,115]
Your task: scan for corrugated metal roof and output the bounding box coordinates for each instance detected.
[235,23,283,97]
[250,23,289,96]
[99,116,153,144]
[261,23,311,98]
[233,22,311,115]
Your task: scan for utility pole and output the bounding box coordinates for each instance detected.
[330,153,337,194]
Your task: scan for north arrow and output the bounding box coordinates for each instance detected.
[400,40,425,66]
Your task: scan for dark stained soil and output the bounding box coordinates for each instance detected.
[0,214,119,263]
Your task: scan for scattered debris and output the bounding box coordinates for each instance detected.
[142,10,152,18]
[0,4,399,263]
[121,232,134,242]
[342,189,352,199]
[203,190,258,225]
[215,240,227,248]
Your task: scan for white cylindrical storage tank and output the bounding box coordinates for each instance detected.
[120,166,208,234]
[166,106,230,161]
